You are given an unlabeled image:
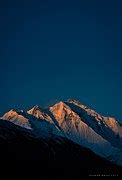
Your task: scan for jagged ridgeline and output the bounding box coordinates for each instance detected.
[0,99,122,177]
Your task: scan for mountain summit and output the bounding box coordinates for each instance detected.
[0,99,122,167]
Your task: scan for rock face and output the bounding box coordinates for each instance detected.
[0,99,122,166]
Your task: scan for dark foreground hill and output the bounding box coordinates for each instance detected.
[0,120,121,179]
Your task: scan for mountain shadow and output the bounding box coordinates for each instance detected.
[0,120,121,179]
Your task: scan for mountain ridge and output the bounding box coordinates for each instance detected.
[0,119,121,178]
[0,99,122,166]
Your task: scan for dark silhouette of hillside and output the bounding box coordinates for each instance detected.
[0,120,121,179]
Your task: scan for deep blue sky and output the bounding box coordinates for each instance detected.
[0,0,122,121]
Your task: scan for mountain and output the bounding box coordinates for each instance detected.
[0,119,121,178]
[67,99,122,148]
[0,99,122,177]
[1,108,63,138]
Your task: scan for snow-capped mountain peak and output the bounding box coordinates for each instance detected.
[1,109,32,129]
[49,101,76,124]
[50,101,71,113]
[67,99,103,121]
[66,99,122,149]
[0,99,122,165]
[27,105,52,122]
[1,109,18,120]
[67,99,87,109]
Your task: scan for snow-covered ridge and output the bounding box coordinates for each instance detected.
[67,99,104,121]
[0,99,122,165]
[1,110,32,129]
[66,99,122,148]
[0,109,64,137]
[27,105,52,123]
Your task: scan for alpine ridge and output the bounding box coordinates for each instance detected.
[0,99,122,169]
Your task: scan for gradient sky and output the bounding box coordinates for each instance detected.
[0,0,122,121]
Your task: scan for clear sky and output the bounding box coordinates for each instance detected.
[0,0,122,121]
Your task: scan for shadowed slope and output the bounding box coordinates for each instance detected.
[0,119,121,178]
